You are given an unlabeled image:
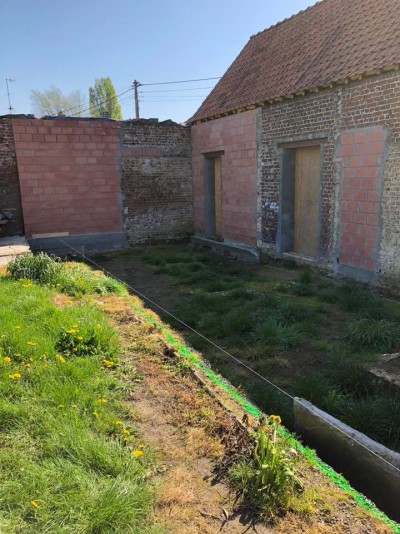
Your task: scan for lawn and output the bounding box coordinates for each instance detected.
[0,257,161,533]
[118,245,400,452]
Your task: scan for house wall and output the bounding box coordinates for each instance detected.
[121,120,193,244]
[259,69,400,287]
[191,109,259,246]
[0,117,24,236]
[12,117,123,239]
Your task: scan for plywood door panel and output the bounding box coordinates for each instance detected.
[214,157,222,239]
[294,146,320,257]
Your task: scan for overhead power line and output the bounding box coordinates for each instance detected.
[139,76,221,87]
[139,86,214,93]
[60,84,133,115]
[69,87,133,117]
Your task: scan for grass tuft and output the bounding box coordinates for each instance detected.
[346,318,400,352]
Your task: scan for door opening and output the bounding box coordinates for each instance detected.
[279,144,321,258]
[204,154,223,240]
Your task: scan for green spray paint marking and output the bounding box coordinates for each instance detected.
[127,297,400,533]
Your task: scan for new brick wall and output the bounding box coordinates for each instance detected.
[191,109,258,245]
[0,117,24,236]
[259,69,400,286]
[12,118,123,237]
[336,127,386,272]
[121,120,192,244]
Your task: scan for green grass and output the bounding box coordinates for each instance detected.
[132,246,400,452]
[8,252,124,296]
[0,273,159,533]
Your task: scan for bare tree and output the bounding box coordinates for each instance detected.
[30,86,87,117]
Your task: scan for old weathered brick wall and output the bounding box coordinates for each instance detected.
[0,116,24,236]
[191,110,258,245]
[260,69,400,286]
[12,117,123,238]
[121,120,192,244]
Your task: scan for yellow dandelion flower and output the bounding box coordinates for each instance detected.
[132,449,143,457]
[72,324,78,328]
[77,336,83,341]
[96,398,107,404]
[30,500,39,508]
[102,359,114,368]
[66,328,76,334]
[24,363,31,368]
[92,411,99,418]
[29,357,33,362]
[115,420,123,425]
[269,415,282,425]
[3,357,11,364]
[8,372,22,379]
[26,341,36,346]
[96,324,101,329]
[56,354,66,363]
[138,444,144,449]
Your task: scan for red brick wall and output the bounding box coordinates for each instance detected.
[12,118,122,237]
[191,109,258,245]
[336,127,385,271]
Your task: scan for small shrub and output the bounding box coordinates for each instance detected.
[8,252,60,284]
[346,318,400,352]
[228,418,300,520]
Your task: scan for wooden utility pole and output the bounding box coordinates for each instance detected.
[133,80,140,119]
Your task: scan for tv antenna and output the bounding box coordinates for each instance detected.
[5,78,15,114]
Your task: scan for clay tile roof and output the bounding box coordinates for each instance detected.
[190,0,400,123]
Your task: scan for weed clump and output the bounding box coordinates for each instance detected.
[8,253,122,296]
[228,417,301,520]
[8,252,60,284]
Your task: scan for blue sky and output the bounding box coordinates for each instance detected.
[1,0,316,123]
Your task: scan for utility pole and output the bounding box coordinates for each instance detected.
[5,78,15,114]
[133,80,140,119]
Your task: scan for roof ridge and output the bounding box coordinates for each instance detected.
[250,0,323,39]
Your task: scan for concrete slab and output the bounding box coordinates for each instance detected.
[0,236,30,266]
